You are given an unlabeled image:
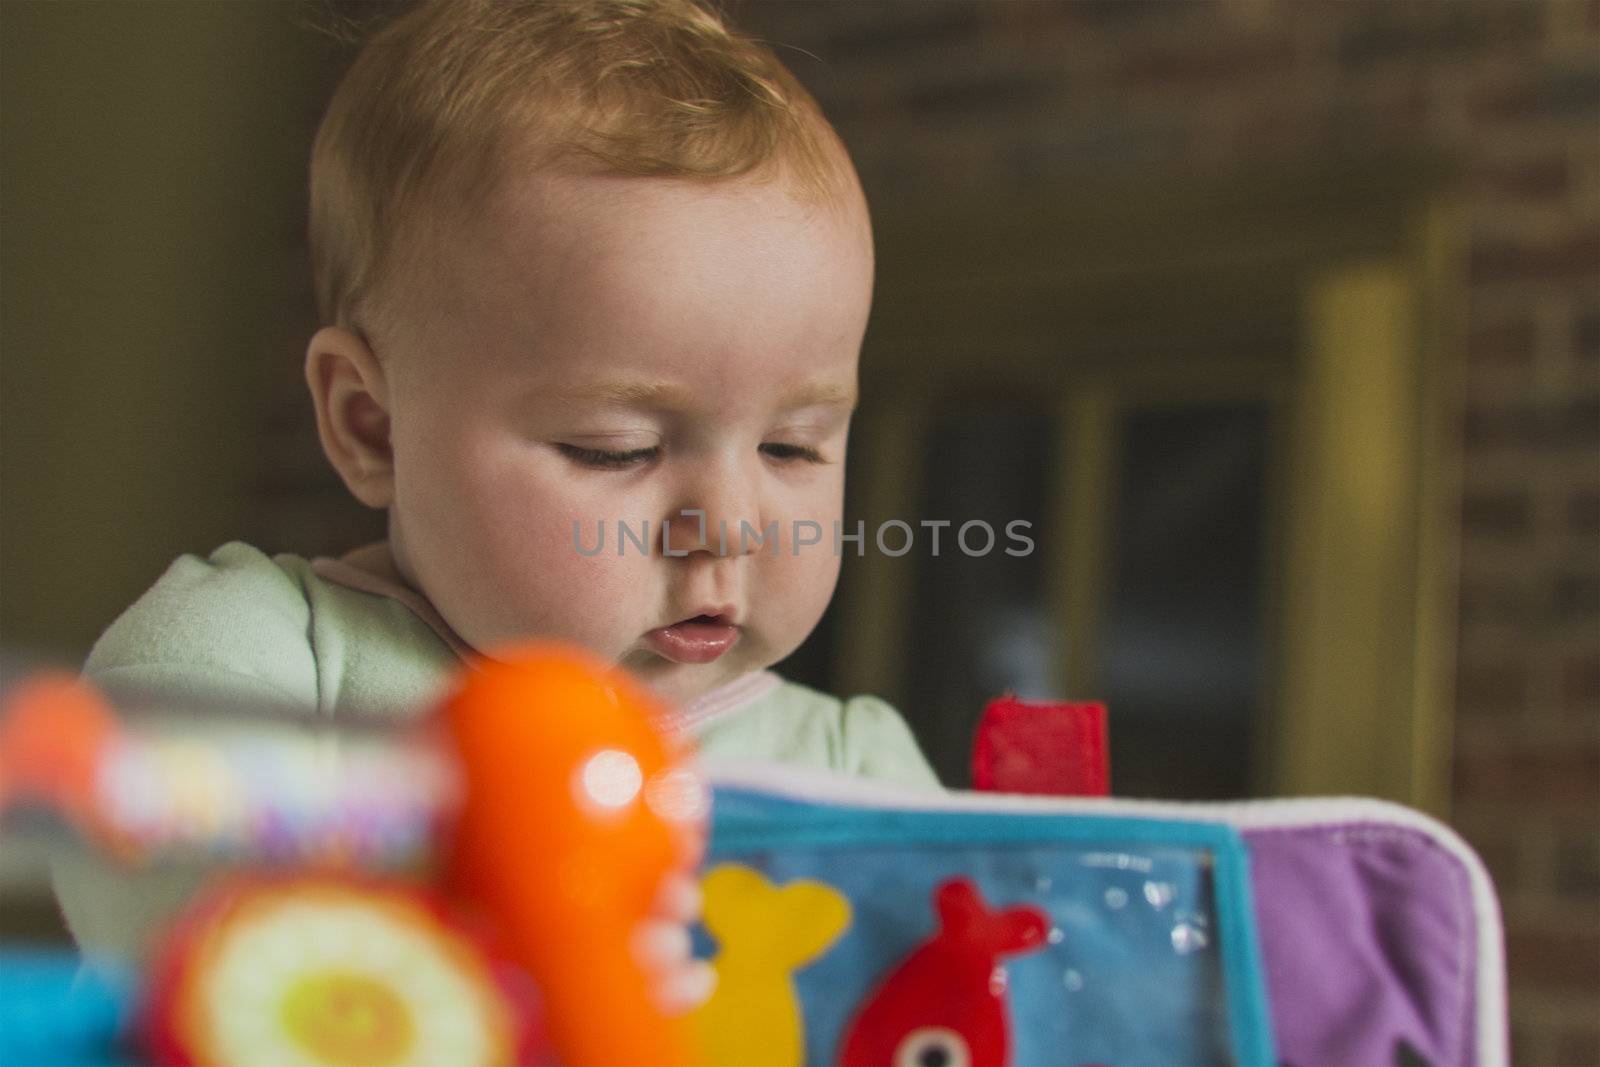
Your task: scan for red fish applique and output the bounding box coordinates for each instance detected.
[837,877,1049,1067]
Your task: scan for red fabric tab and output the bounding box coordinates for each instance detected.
[970,696,1109,797]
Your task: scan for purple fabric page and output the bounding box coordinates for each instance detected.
[1245,822,1477,1067]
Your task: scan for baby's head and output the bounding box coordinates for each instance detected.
[303,0,873,705]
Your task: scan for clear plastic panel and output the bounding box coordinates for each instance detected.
[698,841,1234,1067]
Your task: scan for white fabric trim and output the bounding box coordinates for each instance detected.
[675,670,781,734]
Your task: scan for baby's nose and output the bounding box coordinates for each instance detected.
[661,506,757,558]
[663,462,764,557]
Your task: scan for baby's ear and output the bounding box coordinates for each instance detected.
[304,326,394,509]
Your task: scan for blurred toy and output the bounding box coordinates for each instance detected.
[0,672,121,840]
[0,945,137,1066]
[141,874,539,1067]
[837,877,1048,1067]
[440,644,707,1067]
[0,642,708,1067]
[691,863,851,1067]
[0,673,452,866]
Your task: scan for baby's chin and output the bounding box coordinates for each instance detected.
[466,626,772,709]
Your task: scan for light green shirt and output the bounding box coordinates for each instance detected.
[59,541,937,959]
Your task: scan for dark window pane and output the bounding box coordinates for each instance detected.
[906,411,1055,786]
[1101,404,1269,799]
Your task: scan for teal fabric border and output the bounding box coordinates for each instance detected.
[710,787,1277,1067]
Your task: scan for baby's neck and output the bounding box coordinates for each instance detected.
[314,540,778,731]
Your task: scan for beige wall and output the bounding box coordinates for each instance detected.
[1,1,323,662]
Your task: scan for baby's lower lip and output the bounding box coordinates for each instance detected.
[645,618,740,664]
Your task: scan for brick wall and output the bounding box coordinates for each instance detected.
[257,1,1599,1059]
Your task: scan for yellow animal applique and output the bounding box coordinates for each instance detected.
[691,863,852,1067]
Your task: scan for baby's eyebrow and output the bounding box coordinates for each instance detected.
[557,379,694,409]
[781,379,858,411]
[552,377,857,412]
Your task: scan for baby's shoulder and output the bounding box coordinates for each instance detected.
[140,540,322,618]
[83,542,450,716]
[114,541,412,627]
[84,541,317,706]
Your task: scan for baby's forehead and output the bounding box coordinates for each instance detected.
[429,165,867,304]
[373,151,874,377]
[385,166,870,398]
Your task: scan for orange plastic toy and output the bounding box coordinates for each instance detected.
[0,672,120,840]
[440,642,708,1067]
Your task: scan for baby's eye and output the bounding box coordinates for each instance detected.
[760,442,826,464]
[557,443,660,470]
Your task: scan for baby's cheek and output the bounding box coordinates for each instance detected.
[754,532,843,652]
[749,484,845,617]
[445,472,638,643]
[502,507,651,616]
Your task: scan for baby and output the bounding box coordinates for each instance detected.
[57,0,936,1005]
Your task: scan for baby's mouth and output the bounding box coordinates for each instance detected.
[644,613,740,665]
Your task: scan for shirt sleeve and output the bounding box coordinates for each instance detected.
[82,541,320,711]
[838,694,943,790]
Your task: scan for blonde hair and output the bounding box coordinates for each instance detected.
[308,0,855,341]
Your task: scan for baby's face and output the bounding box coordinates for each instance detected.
[382,170,873,705]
